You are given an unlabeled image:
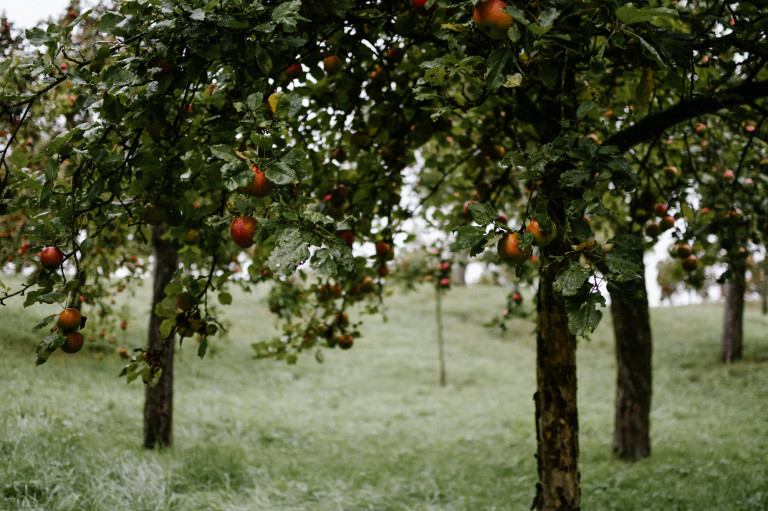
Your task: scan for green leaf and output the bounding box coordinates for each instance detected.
[503,73,523,88]
[423,67,446,87]
[486,48,512,90]
[267,229,310,276]
[565,293,605,336]
[102,66,137,87]
[538,59,559,90]
[576,101,596,120]
[160,319,175,339]
[35,332,64,366]
[25,27,51,46]
[605,245,641,282]
[9,150,29,169]
[554,263,592,297]
[450,226,489,255]
[616,5,677,25]
[197,337,208,358]
[210,144,240,163]
[266,160,297,185]
[253,45,273,75]
[469,202,497,226]
[635,67,654,106]
[164,280,184,296]
[33,314,58,331]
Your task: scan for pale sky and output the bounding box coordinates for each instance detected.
[1,0,83,29]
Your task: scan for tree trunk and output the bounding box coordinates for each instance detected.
[532,243,580,511]
[609,263,652,461]
[761,265,767,315]
[720,257,746,363]
[435,286,447,387]
[143,225,179,449]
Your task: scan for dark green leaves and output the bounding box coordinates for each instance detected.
[565,293,605,336]
[450,226,491,256]
[554,263,592,297]
[486,48,512,90]
[616,5,677,25]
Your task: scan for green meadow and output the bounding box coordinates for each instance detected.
[2,282,767,510]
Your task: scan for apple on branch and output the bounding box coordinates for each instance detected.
[474,0,515,39]
[40,246,65,270]
[230,216,257,248]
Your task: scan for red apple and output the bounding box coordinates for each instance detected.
[463,200,478,218]
[340,230,355,248]
[119,348,129,358]
[663,166,678,180]
[439,278,451,288]
[61,332,84,354]
[722,169,735,181]
[40,246,65,269]
[497,232,531,264]
[230,216,257,248]
[284,63,303,80]
[676,244,692,259]
[526,218,557,247]
[512,292,523,304]
[58,308,82,333]
[682,255,698,272]
[337,334,354,350]
[652,203,668,217]
[659,215,675,231]
[644,222,661,238]
[496,212,509,224]
[375,241,391,258]
[387,47,405,63]
[412,0,436,15]
[239,165,273,197]
[474,0,515,39]
[323,55,343,74]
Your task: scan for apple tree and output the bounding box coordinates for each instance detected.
[3,1,768,510]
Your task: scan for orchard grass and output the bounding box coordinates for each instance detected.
[1,282,768,510]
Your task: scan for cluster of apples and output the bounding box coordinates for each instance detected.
[56,307,86,354]
[375,241,395,277]
[644,203,676,238]
[436,259,452,289]
[669,242,698,272]
[497,218,556,264]
[229,165,272,249]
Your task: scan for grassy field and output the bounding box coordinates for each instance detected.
[1,281,767,511]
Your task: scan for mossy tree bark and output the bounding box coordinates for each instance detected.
[143,225,179,449]
[609,259,652,461]
[532,237,580,510]
[721,256,747,363]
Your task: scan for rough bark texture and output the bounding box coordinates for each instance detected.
[143,225,179,449]
[609,266,652,461]
[532,243,580,511]
[721,257,746,363]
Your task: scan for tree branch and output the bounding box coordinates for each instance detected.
[605,80,768,153]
